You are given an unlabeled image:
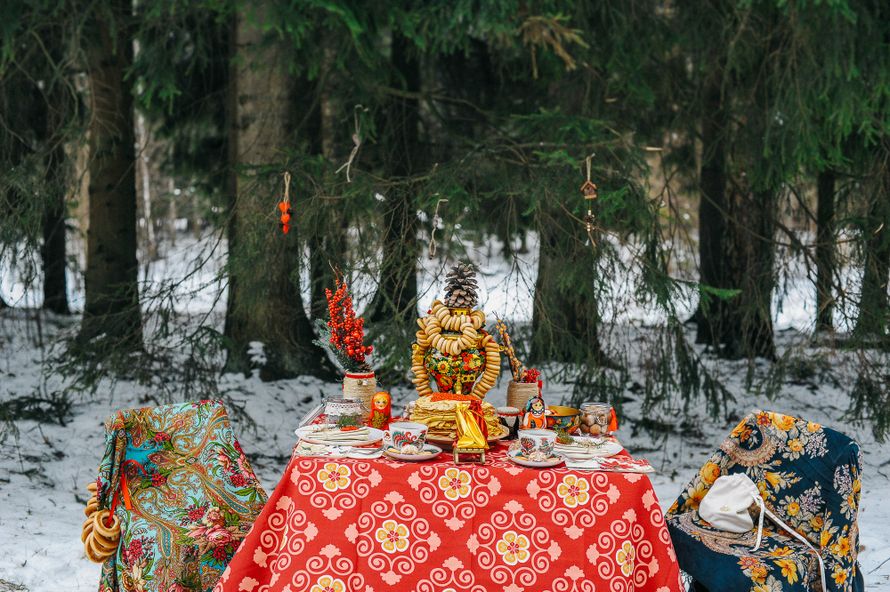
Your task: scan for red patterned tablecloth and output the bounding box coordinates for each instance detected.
[215,445,682,592]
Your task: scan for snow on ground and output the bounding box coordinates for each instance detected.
[1,232,888,590]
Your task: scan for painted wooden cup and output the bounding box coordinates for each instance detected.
[385,421,428,452]
[515,429,557,459]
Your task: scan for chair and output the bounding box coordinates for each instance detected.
[666,410,863,592]
[92,400,268,592]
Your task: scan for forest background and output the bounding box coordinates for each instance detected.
[1,0,890,588]
[2,0,888,433]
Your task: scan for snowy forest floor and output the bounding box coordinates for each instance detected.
[0,316,888,591]
[1,233,889,591]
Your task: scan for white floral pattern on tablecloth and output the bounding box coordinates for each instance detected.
[290,458,383,521]
[438,467,472,500]
[318,462,351,491]
[496,530,531,565]
[557,474,590,508]
[344,491,442,586]
[311,575,346,592]
[409,464,502,531]
[375,519,410,554]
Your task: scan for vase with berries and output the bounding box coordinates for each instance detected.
[314,279,376,416]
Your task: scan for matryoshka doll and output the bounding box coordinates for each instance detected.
[521,393,547,429]
[369,391,392,429]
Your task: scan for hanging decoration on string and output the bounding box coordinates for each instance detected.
[580,154,599,247]
[277,171,294,235]
[335,105,368,183]
[428,196,449,259]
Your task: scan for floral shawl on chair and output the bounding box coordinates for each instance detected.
[94,400,267,592]
[666,410,863,592]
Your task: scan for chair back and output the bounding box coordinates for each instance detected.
[668,410,862,591]
[94,400,267,591]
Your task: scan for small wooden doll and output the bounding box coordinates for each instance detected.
[369,391,392,429]
[521,392,547,429]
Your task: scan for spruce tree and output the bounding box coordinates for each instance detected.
[223,1,331,379]
[78,0,143,351]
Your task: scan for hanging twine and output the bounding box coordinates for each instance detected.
[282,171,291,204]
[428,197,449,259]
[582,153,597,247]
[335,105,367,183]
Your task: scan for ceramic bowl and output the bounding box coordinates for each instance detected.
[546,405,582,434]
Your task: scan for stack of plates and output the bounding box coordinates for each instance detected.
[554,436,622,461]
[294,424,385,447]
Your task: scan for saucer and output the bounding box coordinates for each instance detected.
[507,454,565,468]
[383,444,443,462]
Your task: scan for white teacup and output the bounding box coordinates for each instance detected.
[515,429,556,459]
[385,422,428,451]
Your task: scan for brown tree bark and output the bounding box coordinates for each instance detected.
[697,184,777,360]
[40,34,71,315]
[815,169,836,332]
[854,160,890,339]
[367,32,420,323]
[530,206,604,365]
[78,0,142,350]
[42,141,70,315]
[223,2,332,379]
[308,38,347,321]
[694,74,729,344]
[694,77,776,359]
[723,188,777,359]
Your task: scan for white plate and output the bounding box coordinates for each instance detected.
[507,454,565,468]
[295,424,385,447]
[554,436,623,460]
[383,444,443,462]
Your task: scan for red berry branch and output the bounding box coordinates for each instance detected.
[520,368,541,384]
[316,279,373,372]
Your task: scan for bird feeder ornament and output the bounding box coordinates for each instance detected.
[277,172,294,235]
[581,155,598,245]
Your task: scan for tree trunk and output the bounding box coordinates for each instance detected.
[135,108,158,261]
[308,39,347,321]
[42,142,70,315]
[224,2,332,380]
[530,205,604,365]
[695,74,729,345]
[695,104,776,357]
[726,188,777,359]
[367,32,420,323]
[78,0,142,350]
[854,163,890,339]
[815,169,836,332]
[41,41,71,316]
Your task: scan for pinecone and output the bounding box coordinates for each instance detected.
[443,263,479,309]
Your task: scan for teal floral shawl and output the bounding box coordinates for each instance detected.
[94,400,267,592]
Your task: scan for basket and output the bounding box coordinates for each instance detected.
[506,380,539,411]
[342,372,377,419]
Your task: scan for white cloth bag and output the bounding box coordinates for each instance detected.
[699,473,827,592]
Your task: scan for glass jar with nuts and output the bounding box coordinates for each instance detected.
[579,402,613,436]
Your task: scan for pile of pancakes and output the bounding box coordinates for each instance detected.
[410,394,506,441]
